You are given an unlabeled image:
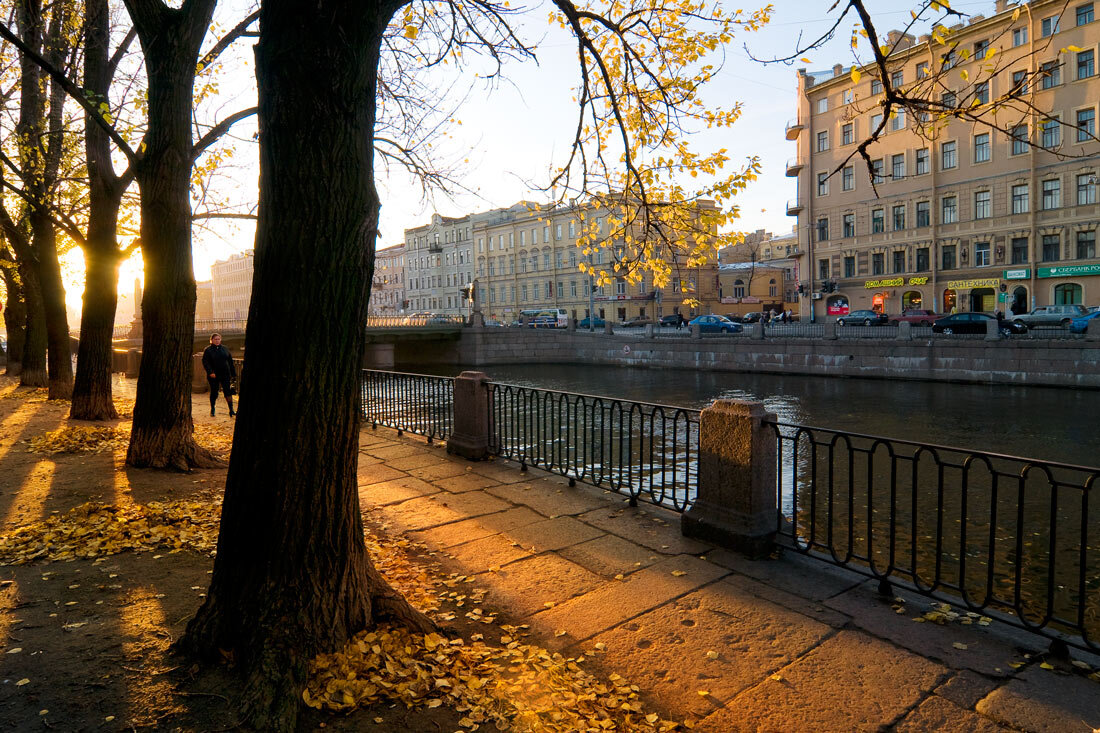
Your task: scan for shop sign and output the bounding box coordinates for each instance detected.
[946,278,1000,290]
[906,276,929,285]
[864,277,904,289]
[1037,263,1100,278]
[742,296,761,303]
[1003,268,1031,280]
[720,296,739,304]
[827,303,850,315]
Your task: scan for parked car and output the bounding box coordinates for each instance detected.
[577,316,606,329]
[1069,309,1100,334]
[482,318,503,327]
[658,314,686,327]
[933,312,1026,336]
[739,312,763,324]
[620,316,653,328]
[836,310,889,326]
[889,309,940,326]
[688,315,743,334]
[1011,304,1088,328]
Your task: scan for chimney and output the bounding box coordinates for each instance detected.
[969,14,985,25]
[833,63,844,77]
[995,0,1014,12]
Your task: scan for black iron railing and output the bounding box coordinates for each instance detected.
[195,319,248,334]
[768,421,1100,652]
[366,314,465,328]
[487,383,699,511]
[360,370,454,441]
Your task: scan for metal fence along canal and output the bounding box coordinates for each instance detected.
[360,369,454,441]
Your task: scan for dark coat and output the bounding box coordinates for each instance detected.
[202,344,236,381]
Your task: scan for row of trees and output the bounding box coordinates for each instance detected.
[1,0,1084,728]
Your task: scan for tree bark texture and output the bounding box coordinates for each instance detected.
[16,256,47,387]
[180,2,429,728]
[1,250,26,375]
[71,0,126,420]
[124,0,217,469]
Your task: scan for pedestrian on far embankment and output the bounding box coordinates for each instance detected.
[202,333,236,417]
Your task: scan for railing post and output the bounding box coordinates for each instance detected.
[644,323,655,339]
[985,317,1001,341]
[896,321,912,341]
[750,322,765,340]
[681,400,778,558]
[823,321,837,340]
[604,320,614,335]
[1088,318,1100,341]
[446,371,491,461]
[567,317,577,332]
[691,324,701,340]
[126,348,141,379]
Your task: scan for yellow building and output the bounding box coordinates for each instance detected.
[788,0,1100,319]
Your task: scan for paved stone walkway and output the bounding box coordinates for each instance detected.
[358,427,1100,732]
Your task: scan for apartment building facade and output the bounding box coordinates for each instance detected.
[404,213,476,316]
[788,0,1100,320]
[368,243,406,315]
[211,251,254,320]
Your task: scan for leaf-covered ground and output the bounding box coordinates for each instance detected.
[0,376,686,731]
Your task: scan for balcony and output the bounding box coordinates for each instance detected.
[785,158,804,176]
[786,199,804,216]
[785,118,805,140]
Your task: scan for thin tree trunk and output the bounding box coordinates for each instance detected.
[124,0,217,469]
[34,214,73,400]
[71,247,120,419]
[17,257,47,388]
[1,251,26,376]
[180,3,429,728]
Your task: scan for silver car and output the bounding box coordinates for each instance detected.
[1011,304,1088,328]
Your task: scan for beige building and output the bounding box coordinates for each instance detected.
[789,0,1100,320]
[195,281,214,322]
[369,243,407,315]
[473,200,722,324]
[404,213,476,316]
[211,251,254,320]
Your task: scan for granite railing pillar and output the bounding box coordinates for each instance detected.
[691,324,702,340]
[126,349,141,379]
[446,370,492,460]
[823,321,838,340]
[1088,318,1100,341]
[897,321,912,341]
[604,321,614,335]
[681,400,778,558]
[985,317,1002,341]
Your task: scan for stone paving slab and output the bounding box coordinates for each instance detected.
[485,479,609,517]
[357,463,408,486]
[384,452,450,472]
[408,506,545,549]
[556,534,660,579]
[720,571,850,629]
[368,443,428,460]
[506,516,604,553]
[528,555,729,643]
[473,554,604,619]
[705,546,864,601]
[975,665,1100,732]
[445,534,533,573]
[466,460,532,484]
[435,471,502,493]
[577,505,709,555]
[700,630,948,732]
[896,695,1012,732]
[408,461,472,481]
[358,477,441,509]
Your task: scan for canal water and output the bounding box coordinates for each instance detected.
[412,363,1100,467]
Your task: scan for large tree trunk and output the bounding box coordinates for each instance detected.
[180,2,429,729]
[34,214,73,400]
[71,246,121,419]
[1,251,26,376]
[124,0,217,469]
[17,257,47,388]
[71,0,124,421]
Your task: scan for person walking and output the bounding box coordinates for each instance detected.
[202,333,236,417]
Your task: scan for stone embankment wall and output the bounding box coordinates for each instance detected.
[393,328,1100,389]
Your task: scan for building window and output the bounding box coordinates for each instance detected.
[816,218,829,242]
[1079,173,1098,204]
[1041,60,1061,88]
[842,165,854,190]
[942,90,957,108]
[871,77,883,94]
[1042,178,1062,209]
[733,279,745,298]
[1041,15,1060,37]
[974,242,990,267]
[974,190,991,219]
[871,113,883,132]
[1077,230,1097,258]
[843,256,855,278]
[916,148,929,175]
[1011,237,1029,264]
[1042,234,1061,261]
[816,130,829,152]
[817,172,829,196]
[1078,108,1096,142]
[842,123,854,145]
[1012,184,1030,213]
[1012,27,1028,46]
[1078,2,1095,25]
[818,259,829,279]
[891,154,905,179]
[570,280,577,296]
[890,70,903,88]
[941,51,957,70]
[916,61,930,78]
[916,247,930,272]
[872,158,885,184]
[892,204,905,231]
[916,200,930,227]
[843,214,855,237]
[893,250,906,273]
[890,109,906,131]
[974,82,989,106]
[843,89,854,104]
[974,133,991,163]
[1012,69,1028,95]
[1056,283,1083,304]
[543,252,551,269]
[941,196,958,224]
[872,253,884,275]
[1011,124,1029,155]
[941,141,957,169]
[1078,49,1096,79]
[816,97,828,114]
[942,244,957,270]
[521,284,528,301]
[865,208,881,233]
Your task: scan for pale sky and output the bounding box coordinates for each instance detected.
[56,0,983,322]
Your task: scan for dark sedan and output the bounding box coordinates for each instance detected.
[836,310,889,326]
[932,312,1027,336]
[688,315,743,334]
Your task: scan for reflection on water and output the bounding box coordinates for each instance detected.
[412,363,1100,466]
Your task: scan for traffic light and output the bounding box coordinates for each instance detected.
[796,283,805,295]
[460,284,475,302]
